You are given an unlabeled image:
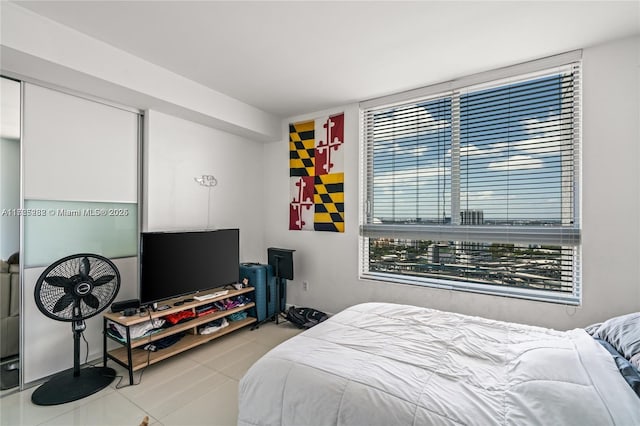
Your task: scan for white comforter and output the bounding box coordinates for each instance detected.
[238,303,640,426]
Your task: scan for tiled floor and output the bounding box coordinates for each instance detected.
[0,321,302,426]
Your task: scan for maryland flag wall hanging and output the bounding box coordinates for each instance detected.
[289,113,344,232]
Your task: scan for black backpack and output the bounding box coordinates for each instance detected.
[286,306,328,329]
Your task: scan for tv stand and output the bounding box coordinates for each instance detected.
[103,286,256,385]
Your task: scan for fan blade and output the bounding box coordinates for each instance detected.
[92,275,115,287]
[83,293,100,310]
[52,293,75,313]
[79,257,90,279]
[44,276,73,289]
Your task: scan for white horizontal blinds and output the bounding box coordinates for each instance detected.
[458,65,579,227]
[364,96,452,224]
[360,59,581,302]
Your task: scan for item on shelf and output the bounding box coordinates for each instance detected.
[123,307,138,316]
[106,326,124,342]
[195,303,216,314]
[234,295,252,306]
[111,298,141,313]
[108,318,165,342]
[163,310,196,325]
[194,290,229,301]
[199,318,229,335]
[227,311,248,322]
[195,303,218,317]
[223,298,240,309]
[143,332,186,352]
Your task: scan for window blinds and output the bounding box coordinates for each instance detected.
[360,57,581,303]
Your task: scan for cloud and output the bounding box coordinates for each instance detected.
[488,155,543,171]
[522,116,561,135]
[373,166,451,202]
[458,142,508,157]
[514,115,571,155]
[512,135,566,155]
[373,104,450,142]
[461,190,494,201]
[455,115,571,159]
[385,142,429,157]
[374,165,450,187]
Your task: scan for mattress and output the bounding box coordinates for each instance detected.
[238,302,640,425]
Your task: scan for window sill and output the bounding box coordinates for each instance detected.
[360,271,581,306]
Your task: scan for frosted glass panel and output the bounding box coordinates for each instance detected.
[24,200,137,267]
[23,84,138,202]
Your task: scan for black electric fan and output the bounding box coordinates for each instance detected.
[31,254,120,405]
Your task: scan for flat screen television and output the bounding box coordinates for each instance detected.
[139,229,239,305]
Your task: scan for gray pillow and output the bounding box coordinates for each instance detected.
[631,353,640,370]
[584,322,602,336]
[593,312,640,361]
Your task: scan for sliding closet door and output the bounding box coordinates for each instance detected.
[22,83,140,385]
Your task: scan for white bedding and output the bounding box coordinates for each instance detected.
[238,302,640,426]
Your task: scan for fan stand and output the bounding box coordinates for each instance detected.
[31,320,116,406]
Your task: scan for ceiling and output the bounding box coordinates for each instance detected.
[12,1,640,118]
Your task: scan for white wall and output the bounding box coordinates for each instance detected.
[144,110,266,263]
[264,35,640,330]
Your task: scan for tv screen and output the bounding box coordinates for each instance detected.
[140,229,239,305]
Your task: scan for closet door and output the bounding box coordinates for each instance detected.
[22,83,140,385]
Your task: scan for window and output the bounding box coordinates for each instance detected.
[360,53,581,304]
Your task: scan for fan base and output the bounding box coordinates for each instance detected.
[31,366,116,406]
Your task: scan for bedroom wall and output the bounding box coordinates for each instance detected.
[143,109,266,263]
[263,34,640,330]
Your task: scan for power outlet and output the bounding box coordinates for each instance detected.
[302,281,309,291]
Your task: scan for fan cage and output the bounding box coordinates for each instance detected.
[35,254,120,322]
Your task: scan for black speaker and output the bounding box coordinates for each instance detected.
[111,299,140,313]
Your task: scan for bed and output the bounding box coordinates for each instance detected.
[238,302,640,426]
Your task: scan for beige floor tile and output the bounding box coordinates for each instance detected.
[214,343,272,380]
[38,391,154,426]
[248,321,303,347]
[184,329,254,365]
[159,379,239,426]
[116,353,211,392]
[120,365,230,420]
[0,384,114,426]
[202,338,264,367]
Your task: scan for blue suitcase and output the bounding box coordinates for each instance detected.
[239,263,286,322]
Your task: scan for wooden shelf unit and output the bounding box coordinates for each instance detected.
[103,286,256,384]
